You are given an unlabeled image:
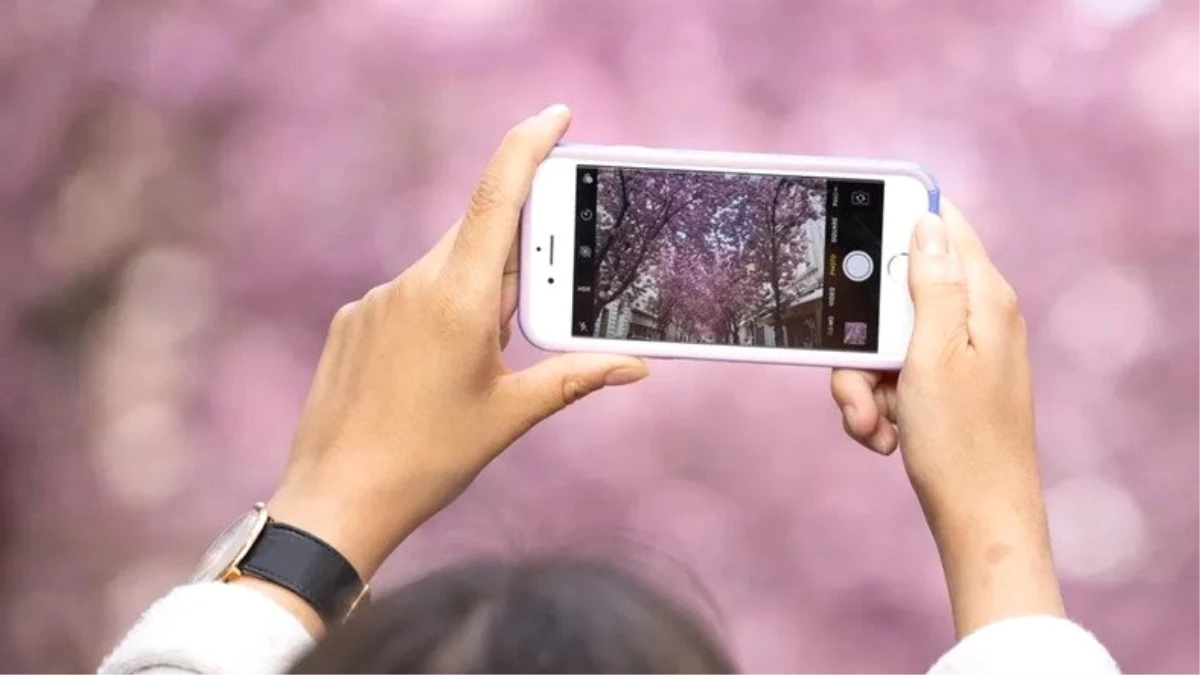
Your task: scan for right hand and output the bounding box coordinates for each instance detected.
[830,201,1063,637]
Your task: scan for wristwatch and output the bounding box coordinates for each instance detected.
[190,503,369,624]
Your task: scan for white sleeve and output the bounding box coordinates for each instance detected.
[928,615,1120,674]
[98,582,315,675]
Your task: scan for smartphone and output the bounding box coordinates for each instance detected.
[519,144,939,370]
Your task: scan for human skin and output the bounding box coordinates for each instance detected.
[236,108,1062,642]
[235,105,647,635]
[831,201,1064,638]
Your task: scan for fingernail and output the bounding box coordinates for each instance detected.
[604,367,644,387]
[915,214,948,255]
[537,103,570,119]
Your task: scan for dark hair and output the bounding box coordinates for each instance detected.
[291,557,736,674]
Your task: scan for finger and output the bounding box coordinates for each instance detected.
[445,104,570,293]
[496,353,647,434]
[830,368,883,440]
[499,267,518,349]
[939,199,1022,342]
[938,198,992,269]
[907,213,970,357]
[424,213,518,277]
[840,408,898,456]
[863,415,899,456]
[421,220,461,273]
[831,369,898,455]
[506,212,522,276]
[500,220,520,324]
[437,196,521,347]
[497,224,520,348]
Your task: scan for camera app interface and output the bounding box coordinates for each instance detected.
[571,165,884,352]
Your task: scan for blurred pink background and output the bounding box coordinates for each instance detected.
[1,0,1196,672]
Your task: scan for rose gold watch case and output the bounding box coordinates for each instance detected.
[190,502,270,584]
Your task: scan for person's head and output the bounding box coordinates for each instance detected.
[291,557,735,674]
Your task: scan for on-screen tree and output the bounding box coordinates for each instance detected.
[701,190,764,343]
[749,176,823,339]
[592,168,705,323]
[642,238,691,339]
[636,173,761,340]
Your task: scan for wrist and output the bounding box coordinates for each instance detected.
[908,458,1046,531]
[265,489,402,582]
[205,498,381,638]
[266,457,467,579]
[922,491,1065,637]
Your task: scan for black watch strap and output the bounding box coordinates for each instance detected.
[240,522,366,624]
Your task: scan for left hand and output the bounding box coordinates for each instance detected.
[265,105,647,588]
[829,204,1061,637]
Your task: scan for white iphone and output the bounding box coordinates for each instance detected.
[519,144,939,370]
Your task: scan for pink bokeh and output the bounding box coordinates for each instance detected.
[0,1,1196,672]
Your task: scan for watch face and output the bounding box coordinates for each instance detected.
[190,505,268,583]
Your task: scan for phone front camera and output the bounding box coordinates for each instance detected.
[548,277,555,284]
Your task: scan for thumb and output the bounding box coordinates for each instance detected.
[907,213,969,356]
[498,353,648,432]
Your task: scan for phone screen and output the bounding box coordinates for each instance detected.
[570,165,885,352]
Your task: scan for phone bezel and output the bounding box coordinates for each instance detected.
[519,144,938,370]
